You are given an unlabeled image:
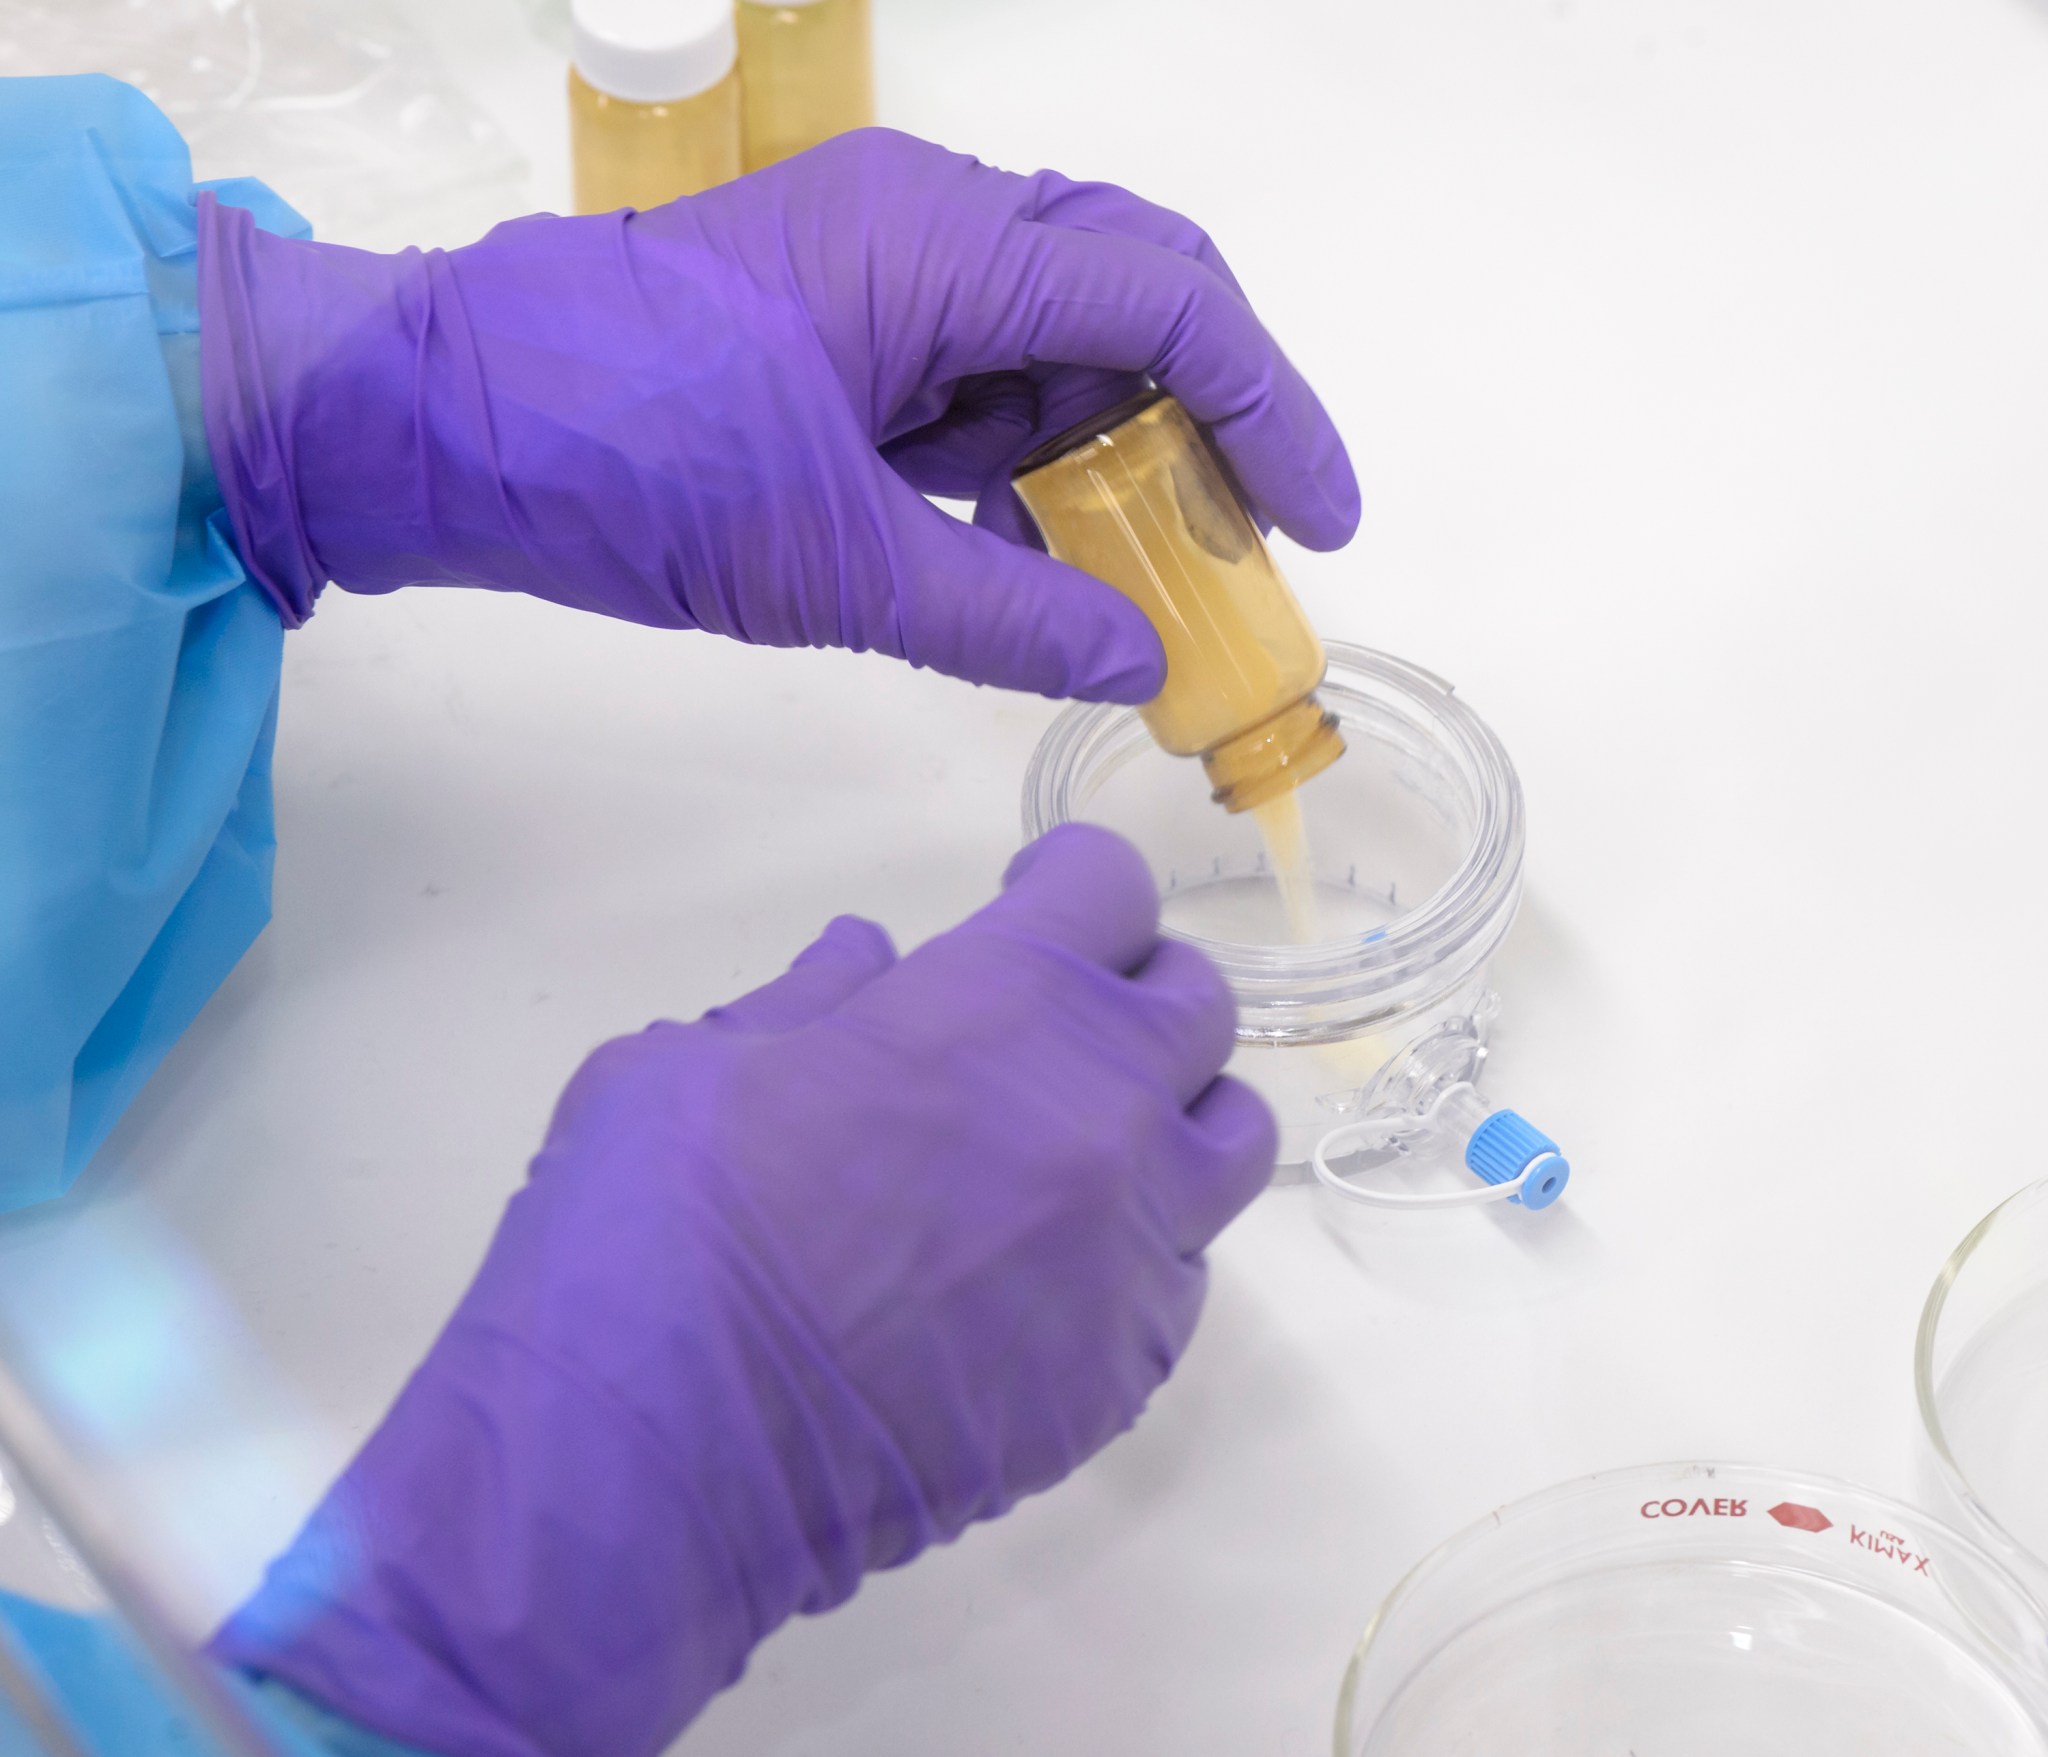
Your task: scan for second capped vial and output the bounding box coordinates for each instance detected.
[736,0,875,173]
[570,0,743,213]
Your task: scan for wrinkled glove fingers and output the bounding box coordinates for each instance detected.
[1016,170,1250,301]
[1158,1076,1278,1256]
[978,825,1163,975]
[885,363,1145,548]
[882,366,1142,518]
[702,915,898,1035]
[879,372,1039,500]
[971,223,1358,552]
[1117,937,1241,1108]
[877,468,1164,703]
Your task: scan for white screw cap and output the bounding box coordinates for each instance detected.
[572,0,739,103]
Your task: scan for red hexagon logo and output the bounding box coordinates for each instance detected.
[1768,1501,1833,1533]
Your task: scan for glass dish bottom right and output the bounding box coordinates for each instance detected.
[1356,1560,2042,1755]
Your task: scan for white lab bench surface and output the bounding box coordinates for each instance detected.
[5,0,2048,1751]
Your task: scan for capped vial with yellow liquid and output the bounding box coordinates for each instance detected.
[1012,391,1344,815]
[736,0,875,172]
[569,0,743,214]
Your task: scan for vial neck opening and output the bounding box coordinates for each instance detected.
[1202,696,1345,813]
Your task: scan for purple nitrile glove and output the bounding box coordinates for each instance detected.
[211,824,1276,1757]
[197,129,1358,704]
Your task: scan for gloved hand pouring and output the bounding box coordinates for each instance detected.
[0,73,1356,1757]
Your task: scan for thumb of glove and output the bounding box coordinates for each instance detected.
[879,471,1166,705]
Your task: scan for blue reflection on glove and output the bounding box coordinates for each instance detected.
[0,1590,421,1756]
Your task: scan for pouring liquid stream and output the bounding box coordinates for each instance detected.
[1251,789,1322,945]
[1250,789,1390,1108]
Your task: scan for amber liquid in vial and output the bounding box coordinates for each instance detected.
[1013,391,1344,821]
[736,0,875,173]
[569,63,743,213]
[1015,392,1341,941]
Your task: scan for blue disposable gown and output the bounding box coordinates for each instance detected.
[0,75,296,1210]
[0,72,425,1757]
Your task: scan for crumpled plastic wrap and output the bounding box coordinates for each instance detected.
[0,0,531,249]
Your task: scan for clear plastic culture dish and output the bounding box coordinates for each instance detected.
[1023,642,1564,1200]
[1918,1180,2048,1602]
[1335,1461,2048,1757]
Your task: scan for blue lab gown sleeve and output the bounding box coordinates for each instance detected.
[0,1591,428,1757]
[0,75,308,1211]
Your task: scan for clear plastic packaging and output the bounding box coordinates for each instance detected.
[1024,643,1554,1179]
[0,0,530,252]
[1336,1462,2048,1757]
[520,0,575,55]
[1918,1180,2048,1603]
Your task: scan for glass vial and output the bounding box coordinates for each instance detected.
[569,0,743,214]
[1013,391,1345,813]
[736,0,875,173]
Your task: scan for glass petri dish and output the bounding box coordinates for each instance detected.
[1918,1181,2048,1600]
[1022,643,1524,1165]
[0,1353,283,1755]
[1335,1461,2048,1756]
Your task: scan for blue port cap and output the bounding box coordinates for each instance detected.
[1465,1109,1571,1211]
